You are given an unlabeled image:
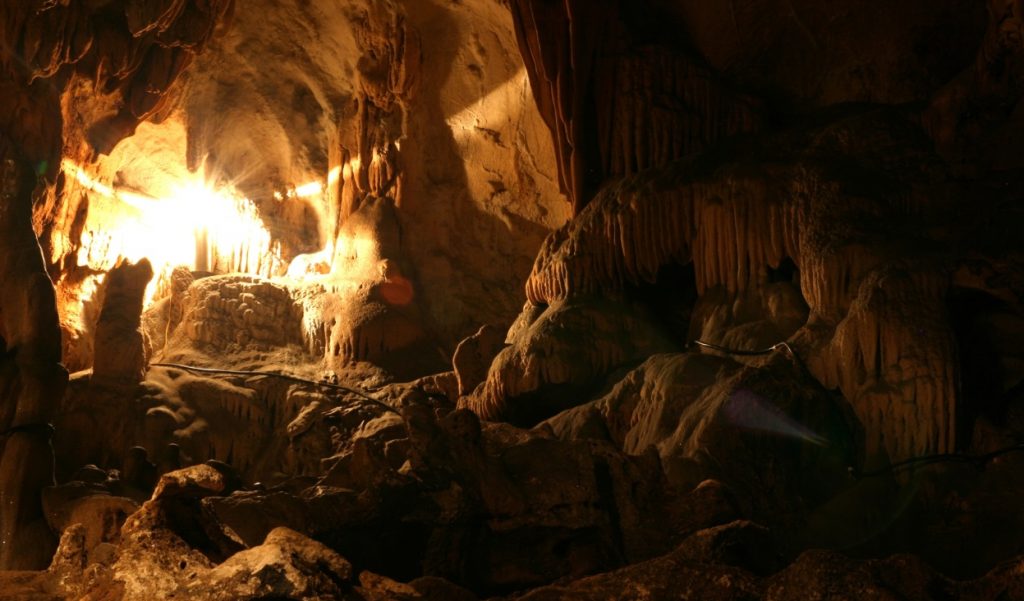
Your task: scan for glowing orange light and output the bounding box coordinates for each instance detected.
[327,165,342,186]
[64,161,280,305]
[292,180,324,198]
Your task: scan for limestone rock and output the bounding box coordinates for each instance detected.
[463,296,678,426]
[673,520,783,577]
[150,464,225,501]
[508,549,762,601]
[510,0,762,213]
[453,324,507,397]
[413,371,460,404]
[6,0,1024,597]
[674,480,744,537]
[47,523,88,590]
[764,550,954,601]
[203,490,310,549]
[172,275,304,352]
[111,466,226,600]
[357,571,478,601]
[41,486,138,558]
[516,108,964,462]
[544,351,859,540]
[92,259,154,386]
[673,0,986,110]
[0,161,68,569]
[175,527,354,600]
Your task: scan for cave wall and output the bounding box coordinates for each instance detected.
[169,0,570,346]
[3,0,1024,588]
[398,0,570,341]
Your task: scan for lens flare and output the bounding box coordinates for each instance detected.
[64,160,281,305]
[722,388,829,446]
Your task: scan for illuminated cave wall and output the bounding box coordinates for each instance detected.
[47,0,569,373]
[1,0,234,570]
[171,0,570,342]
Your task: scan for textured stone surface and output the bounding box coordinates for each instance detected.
[463,295,678,425]
[176,527,354,600]
[545,352,859,542]
[91,259,154,386]
[497,109,964,462]
[172,275,304,351]
[453,324,507,397]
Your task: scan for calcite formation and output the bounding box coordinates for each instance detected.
[510,0,763,213]
[92,259,153,387]
[475,111,962,462]
[1,0,1024,599]
[172,276,304,351]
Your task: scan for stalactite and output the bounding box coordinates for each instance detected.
[329,2,420,229]
[510,0,761,214]
[594,46,762,181]
[504,130,960,459]
[526,164,802,307]
[814,268,958,460]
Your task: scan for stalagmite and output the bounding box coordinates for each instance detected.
[92,259,154,387]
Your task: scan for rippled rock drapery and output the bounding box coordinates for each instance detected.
[509,0,762,214]
[470,109,964,462]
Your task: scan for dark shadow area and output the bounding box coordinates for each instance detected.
[625,261,699,344]
[947,286,1022,447]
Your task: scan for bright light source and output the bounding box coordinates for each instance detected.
[292,180,324,198]
[327,165,342,186]
[65,161,279,306]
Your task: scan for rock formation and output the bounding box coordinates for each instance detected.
[1,0,1023,598]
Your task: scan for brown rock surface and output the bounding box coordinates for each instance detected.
[91,259,154,386]
[176,527,354,600]
[544,351,858,543]
[1,0,232,569]
[453,324,508,397]
[463,295,678,425]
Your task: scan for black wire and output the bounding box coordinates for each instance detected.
[154,351,1024,478]
[691,339,791,356]
[149,362,398,414]
[0,422,54,439]
[852,443,1024,478]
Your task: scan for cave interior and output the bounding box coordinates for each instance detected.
[2,0,1024,599]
